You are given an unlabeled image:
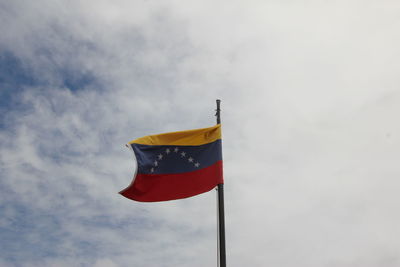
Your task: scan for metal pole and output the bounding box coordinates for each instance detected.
[215,99,226,267]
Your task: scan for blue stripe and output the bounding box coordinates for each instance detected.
[131,139,222,175]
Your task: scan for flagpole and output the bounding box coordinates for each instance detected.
[215,99,226,267]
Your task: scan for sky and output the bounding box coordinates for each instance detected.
[1,0,400,266]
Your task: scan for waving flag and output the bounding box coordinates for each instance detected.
[120,124,223,202]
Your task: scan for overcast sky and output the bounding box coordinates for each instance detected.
[1,1,400,266]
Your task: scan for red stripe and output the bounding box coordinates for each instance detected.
[120,161,223,202]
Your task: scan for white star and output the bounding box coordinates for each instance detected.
[154,160,158,166]
[188,157,194,162]
[166,148,171,154]
[174,147,179,152]
[194,162,200,168]
[181,151,186,157]
[158,154,163,160]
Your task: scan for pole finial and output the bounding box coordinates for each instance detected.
[215,99,221,124]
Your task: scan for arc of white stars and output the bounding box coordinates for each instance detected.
[149,147,202,173]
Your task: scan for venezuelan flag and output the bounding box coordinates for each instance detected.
[120,124,223,202]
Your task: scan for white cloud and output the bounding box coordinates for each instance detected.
[1,0,400,266]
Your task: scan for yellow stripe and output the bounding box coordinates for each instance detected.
[128,124,221,146]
